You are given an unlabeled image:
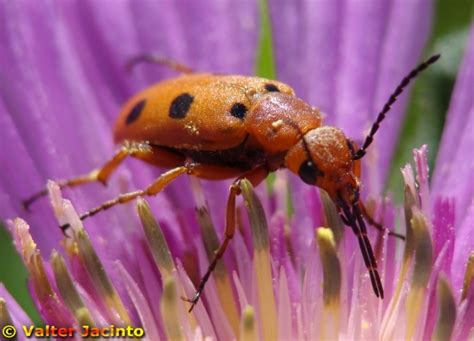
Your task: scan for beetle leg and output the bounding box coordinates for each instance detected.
[22,141,167,210]
[358,201,406,241]
[23,145,132,210]
[60,163,199,231]
[125,54,194,74]
[183,166,269,312]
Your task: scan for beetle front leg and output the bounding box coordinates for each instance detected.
[358,200,406,240]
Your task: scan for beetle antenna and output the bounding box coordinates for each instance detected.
[353,54,440,160]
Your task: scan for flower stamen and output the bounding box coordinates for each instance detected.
[10,218,74,326]
[461,252,474,301]
[51,250,94,326]
[317,228,341,307]
[161,277,185,340]
[320,191,344,246]
[0,299,14,331]
[405,209,433,340]
[240,306,257,341]
[317,227,341,339]
[240,179,278,341]
[137,199,175,277]
[434,276,456,341]
[74,227,130,325]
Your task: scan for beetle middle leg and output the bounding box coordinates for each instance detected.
[183,166,269,312]
[59,162,196,231]
[59,162,244,231]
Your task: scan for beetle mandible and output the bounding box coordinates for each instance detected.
[24,54,440,311]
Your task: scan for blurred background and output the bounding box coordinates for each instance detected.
[0,0,472,323]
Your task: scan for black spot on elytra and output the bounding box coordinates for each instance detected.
[298,160,324,185]
[230,102,248,119]
[126,99,146,125]
[264,83,280,92]
[169,93,194,119]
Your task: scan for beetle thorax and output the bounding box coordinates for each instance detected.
[245,93,323,153]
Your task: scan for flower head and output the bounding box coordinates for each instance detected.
[1,1,473,340]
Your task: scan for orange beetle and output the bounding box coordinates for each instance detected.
[25,54,440,311]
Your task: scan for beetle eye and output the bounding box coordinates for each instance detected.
[298,160,323,185]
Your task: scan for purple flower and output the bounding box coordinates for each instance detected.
[1,1,473,340]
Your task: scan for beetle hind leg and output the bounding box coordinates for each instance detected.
[125,54,194,74]
[22,141,177,210]
[22,145,134,210]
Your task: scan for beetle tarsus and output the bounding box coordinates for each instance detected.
[22,189,48,210]
[388,230,406,240]
[22,199,33,211]
[181,293,201,313]
[60,223,70,232]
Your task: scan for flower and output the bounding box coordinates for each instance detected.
[1,1,473,340]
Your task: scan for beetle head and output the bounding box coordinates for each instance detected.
[285,126,361,205]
